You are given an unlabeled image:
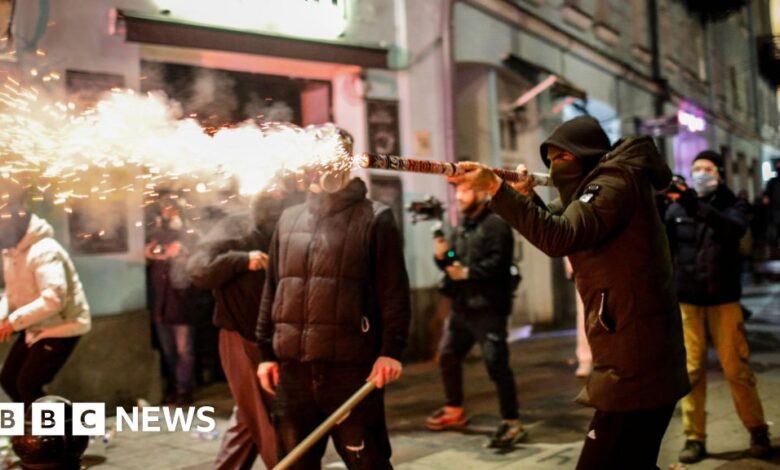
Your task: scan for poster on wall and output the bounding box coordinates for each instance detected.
[367,99,401,156]
[68,200,129,255]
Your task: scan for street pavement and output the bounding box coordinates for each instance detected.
[7,282,780,469]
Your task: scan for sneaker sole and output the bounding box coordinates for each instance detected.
[425,419,469,431]
[489,429,528,449]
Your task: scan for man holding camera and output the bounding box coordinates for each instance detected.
[664,150,770,463]
[425,181,523,449]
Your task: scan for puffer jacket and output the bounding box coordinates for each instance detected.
[0,215,91,344]
[490,136,690,412]
[256,178,411,364]
[665,184,747,306]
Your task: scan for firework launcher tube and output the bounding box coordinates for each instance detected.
[359,153,552,187]
[273,379,378,470]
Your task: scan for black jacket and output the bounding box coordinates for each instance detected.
[187,213,274,341]
[435,208,514,315]
[665,184,748,306]
[490,136,689,412]
[147,229,201,325]
[256,178,411,364]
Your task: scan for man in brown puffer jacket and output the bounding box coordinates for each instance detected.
[256,173,411,470]
[455,116,690,470]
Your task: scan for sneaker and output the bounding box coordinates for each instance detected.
[679,440,706,464]
[749,428,772,459]
[425,406,468,431]
[488,420,527,449]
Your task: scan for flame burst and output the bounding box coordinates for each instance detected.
[0,79,354,208]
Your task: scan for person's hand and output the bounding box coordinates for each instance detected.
[165,241,183,258]
[434,237,450,260]
[763,195,771,206]
[678,188,699,216]
[257,361,279,395]
[248,251,269,271]
[0,320,14,342]
[509,163,536,196]
[445,262,469,281]
[367,356,402,389]
[564,257,574,279]
[452,162,502,195]
[665,180,688,202]
[144,242,164,260]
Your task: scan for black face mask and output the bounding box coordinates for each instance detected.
[0,211,31,249]
[550,158,584,205]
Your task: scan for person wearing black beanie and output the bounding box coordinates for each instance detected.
[664,150,770,463]
[454,117,690,469]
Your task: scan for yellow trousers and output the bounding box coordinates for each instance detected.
[680,302,766,441]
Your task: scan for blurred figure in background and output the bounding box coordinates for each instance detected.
[145,199,197,406]
[664,150,770,463]
[426,180,524,449]
[188,179,303,470]
[763,159,780,250]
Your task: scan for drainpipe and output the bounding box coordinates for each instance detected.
[746,0,762,137]
[441,0,458,227]
[442,0,456,164]
[647,0,668,159]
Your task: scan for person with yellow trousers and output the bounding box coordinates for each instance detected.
[664,150,770,463]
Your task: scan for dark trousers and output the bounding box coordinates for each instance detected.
[273,361,392,470]
[214,329,276,470]
[0,334,80,406]
[155,323,195,395]
[576,404,676,470]
[439,312,519,420]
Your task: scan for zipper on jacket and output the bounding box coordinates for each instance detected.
[597,289,616,333]
[300,217,320,359]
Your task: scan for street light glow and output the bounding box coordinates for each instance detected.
[153,0,348,40]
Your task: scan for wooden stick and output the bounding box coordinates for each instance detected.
[273,380,379,470]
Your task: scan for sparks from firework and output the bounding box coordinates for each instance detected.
[0,77,355,210]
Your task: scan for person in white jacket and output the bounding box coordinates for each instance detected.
[0,180,90,406]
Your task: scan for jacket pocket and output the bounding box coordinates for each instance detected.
[597,289,616,333]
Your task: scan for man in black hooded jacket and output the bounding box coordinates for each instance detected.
[187,186,302,469]
[664,150,770,463]
[455,116,689,469]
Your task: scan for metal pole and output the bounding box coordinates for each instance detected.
[273,380,378,470]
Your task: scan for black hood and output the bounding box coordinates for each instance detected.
[540,116,611,169]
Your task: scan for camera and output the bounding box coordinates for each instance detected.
[406,196,444,224]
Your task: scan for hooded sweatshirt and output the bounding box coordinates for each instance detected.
[490,136,690,412]
[0,215,91,344]
[540,116,612,170]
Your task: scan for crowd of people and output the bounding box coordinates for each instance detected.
[1,118,779,469]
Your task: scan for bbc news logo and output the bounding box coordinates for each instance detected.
[0,403,216,436]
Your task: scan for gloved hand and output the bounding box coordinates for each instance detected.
[678,188,699,216]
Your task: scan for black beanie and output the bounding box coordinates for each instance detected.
[540,116,612,168]
[693,150,724,175]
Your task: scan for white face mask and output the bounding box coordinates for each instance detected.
[691,171,718,197]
